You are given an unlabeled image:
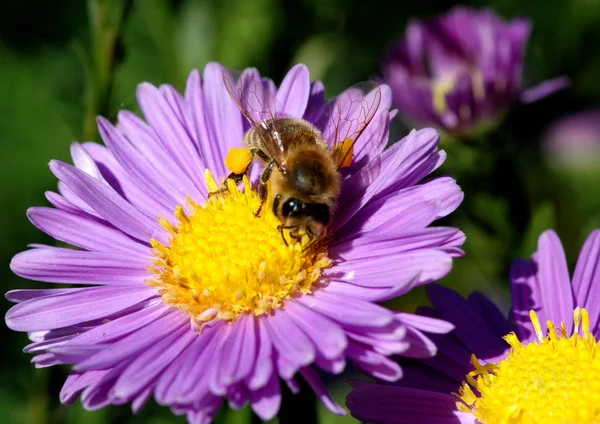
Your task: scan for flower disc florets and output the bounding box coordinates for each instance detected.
[148,173,331,324]
[457,308,600,423]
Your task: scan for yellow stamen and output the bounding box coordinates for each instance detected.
[455,308,600,423]
[147,173,331,324]
[432,78,455,115]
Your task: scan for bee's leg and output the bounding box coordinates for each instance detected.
[209,148,258,197]
[277,225,301,246]
[208,172,244,198]
[302,228,321,252]
[223,171,245,186]
[254,149,271,162]
[254,160,277,217]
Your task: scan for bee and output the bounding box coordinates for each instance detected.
[220,69,381,246]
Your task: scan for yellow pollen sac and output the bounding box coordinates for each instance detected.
[335,138,354,168]
[225,147,253,175]
[147,173,331,325]
[455,308,600,423]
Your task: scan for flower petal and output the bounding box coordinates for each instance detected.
[10,247,149,285]
[426,284,508,362]
[323,274,420,302]
[304,80,326,122]
[246,317,273,390]
[250,372,281,421]
[335,128,444,229]
[62,300,166,347]
[81,364,126,410]
[509,258,541,343]
[6,285,157,332]
[26,207,149,257]
[96,119,195,213]
[276,64,310,118]
[82,138,175,220]
[536,229,574,331]
[337,176,463,239]
[329,249,453,293]
[572,230,600,332]
[265,310,315,379]
[347,385,476,424]
[111,321,192,402]
[115,111,205,204]
[74,309,183,371]
[154,325,219,405]
[468,291,512,337]
[6,288,76,303]
[396,312,454,334]
[520,76,570,103]
[300,367,346,415]
[284,300,348,360]
[333,227,463,262]
[399,326,438,358]
[298,290,394,327]
[136,82,205,189]
[198,63,245,179]
[213,314,255,388]
[396,363,461,394]
[61,370,111,404]
[346,342,403,382]
[49,160,164,244]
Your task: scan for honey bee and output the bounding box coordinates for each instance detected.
[220,69,381,246]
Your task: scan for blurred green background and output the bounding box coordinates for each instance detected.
[2,0,600,423]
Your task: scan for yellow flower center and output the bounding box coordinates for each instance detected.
[456,308,600,423]
[147,171,331,324]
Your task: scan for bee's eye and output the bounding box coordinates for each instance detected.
[281,199,297,217]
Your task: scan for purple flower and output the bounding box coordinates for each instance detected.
[346,229,600,424]
[5,63,464,423]
[382,7,569,135]
[543,109,600,169]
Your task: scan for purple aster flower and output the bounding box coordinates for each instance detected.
[382,7,569,136]
[347,229,600,423]
[5,63,464,423]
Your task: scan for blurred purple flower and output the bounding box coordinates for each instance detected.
[346,229,600,423]
[382,7,569,135]
[5,63,465,423]
[543,109,600,169]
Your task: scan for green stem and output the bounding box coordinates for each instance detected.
[83,0,133,140]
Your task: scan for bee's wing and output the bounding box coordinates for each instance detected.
[317,82,382,169]
[223,68,287,167]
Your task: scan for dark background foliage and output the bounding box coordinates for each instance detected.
[1,0,599,422]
